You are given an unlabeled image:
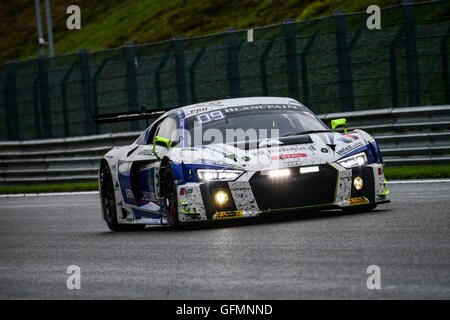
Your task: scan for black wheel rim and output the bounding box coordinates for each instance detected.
[101,170,115,223]
[165,171,178,225]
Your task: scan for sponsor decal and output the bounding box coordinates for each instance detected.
[179,187,193,195]
[347,196,369,206]
[125,188,135,201]
[271,153,307,160]
[336,141,364,156]
[337,134,359,143]
[215,210,244,219]
[137,148,154,156]
[222,104,300,114]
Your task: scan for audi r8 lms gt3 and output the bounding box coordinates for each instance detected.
[94,97,389,231]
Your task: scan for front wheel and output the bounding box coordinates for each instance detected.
[163,166,180,229]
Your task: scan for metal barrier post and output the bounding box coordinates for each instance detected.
[37,55,53,138]
[334,11,354,111]
[402,0,420,107]
[300,32,318,106]
[226,28,241,98]
[173,36,188,106]
[189,47,206,104]
[79,49,97,135]
[283,19,300,100]
[4,61,19,140]
[259,37,276,96]
[124,43,139,130]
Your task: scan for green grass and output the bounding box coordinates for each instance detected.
[1,0,407,63]
[0,165,448,194]
[384,165,450,180]
[0,182,98,194]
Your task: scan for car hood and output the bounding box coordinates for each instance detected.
[168,130,370,171]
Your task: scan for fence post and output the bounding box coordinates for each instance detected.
[334,11,354,112]
[300,32,318,106]
[173,36,188,106]
[92,59,109,125]
[441,28,450,105]
[37,55,53,138]
[389,27,404,108]
[79,49,96,135]
[283,19,300,100]
[124,43,139,131]
[402,0,420,107]
[4,61,19,140]
[32,77,41,139]
[226,27,240,98]
[189,47,206,104]
[60,62,77,137]
[260,37,277,96]
[155,52,171,109]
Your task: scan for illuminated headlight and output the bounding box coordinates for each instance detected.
[299,166,320,174]
[337,152,368,169]
[262,168,291,178]
[354,176,363,190]
[197,169,243,181]
[214,191,229,205]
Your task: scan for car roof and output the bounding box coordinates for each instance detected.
[174,97,304,118]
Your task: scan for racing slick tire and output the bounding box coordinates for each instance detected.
[162,166,180,229]
[342,204,377,214]
[100,165,144,232]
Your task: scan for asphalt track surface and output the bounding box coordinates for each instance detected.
[0,181,449,299]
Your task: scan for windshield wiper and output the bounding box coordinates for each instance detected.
[282,129,332,137]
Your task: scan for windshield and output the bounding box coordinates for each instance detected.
[183,104,329,147]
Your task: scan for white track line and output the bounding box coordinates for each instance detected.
[0,191,99,198]
[388,179,450,184]
[0,179,449,198]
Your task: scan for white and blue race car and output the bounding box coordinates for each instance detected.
[95,97,389,231]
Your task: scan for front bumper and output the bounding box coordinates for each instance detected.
[177,163,389,222]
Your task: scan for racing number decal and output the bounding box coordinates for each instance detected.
[196,111,225,123]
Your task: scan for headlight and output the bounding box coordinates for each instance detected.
[261,168,291,178]
[353,176,363,190]
[214,191,229,205]
[196,169,243,181]
[337,152,368,168]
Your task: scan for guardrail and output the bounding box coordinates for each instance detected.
[1,105,449,185]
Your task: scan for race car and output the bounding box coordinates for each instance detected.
[94,97,389,231]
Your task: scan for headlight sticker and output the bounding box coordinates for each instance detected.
[215,210,244,219]
[337,152,368,169]
[347,197,369,206]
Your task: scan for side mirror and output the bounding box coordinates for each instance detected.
[153,136,171,148]
[331,118,347,133]
[152,136,171,159]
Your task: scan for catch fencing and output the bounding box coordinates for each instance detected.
[0,0,449,141]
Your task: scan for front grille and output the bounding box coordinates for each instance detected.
[249,164,338,211]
